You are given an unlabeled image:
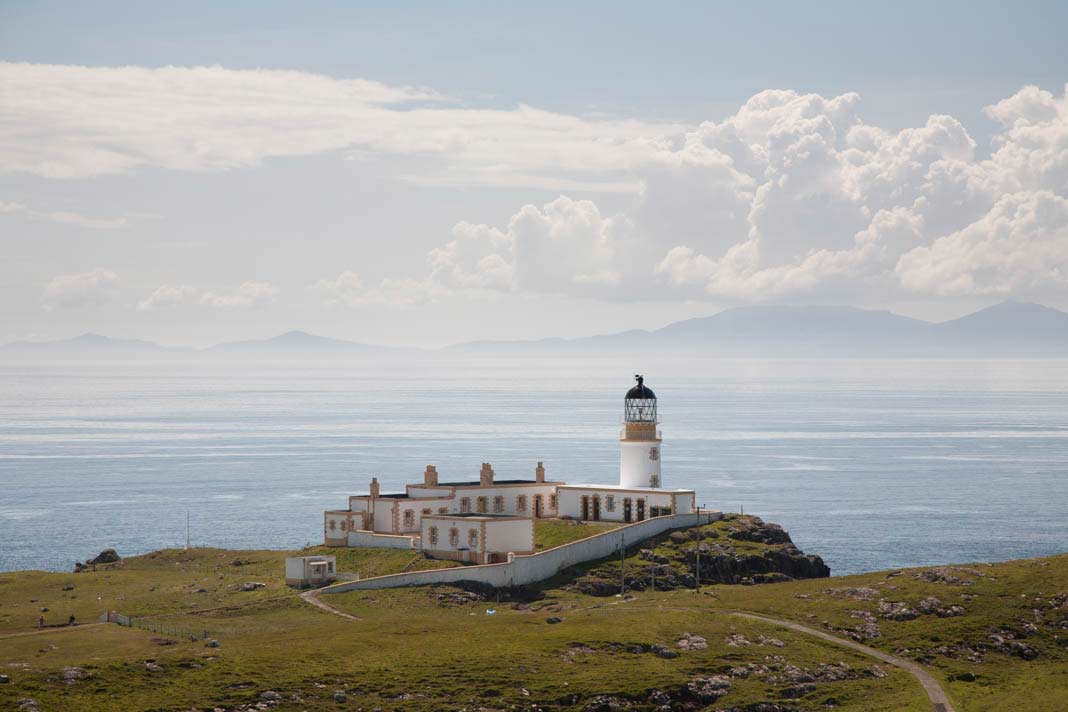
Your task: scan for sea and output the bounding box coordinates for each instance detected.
[1,356,1066,576]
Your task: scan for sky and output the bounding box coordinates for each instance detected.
[2,1,1067,348]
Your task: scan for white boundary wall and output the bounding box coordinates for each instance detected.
[345,530,416,549]
[322,510,721,593]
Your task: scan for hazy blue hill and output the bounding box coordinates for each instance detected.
[651,305,934,355]
[932,301,1068,355]
[3,332,178,354]
[207,330,394,354]
[451,302,1068,356]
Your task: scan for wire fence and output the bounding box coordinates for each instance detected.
[100,611,215,641]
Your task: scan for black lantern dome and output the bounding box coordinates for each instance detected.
[624,374,657,422]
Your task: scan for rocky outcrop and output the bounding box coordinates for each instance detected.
[684,543,830,585]
[571,515,829,596]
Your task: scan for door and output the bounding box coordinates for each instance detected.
[534,494,543,518]
[636,498,645,521]
[592,496,601,521]
[581,495,590,521]
[623,498,632,523]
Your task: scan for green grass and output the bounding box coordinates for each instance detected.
[0,530,1064,711]
[534,519,622,549]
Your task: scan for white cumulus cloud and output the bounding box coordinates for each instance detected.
[392,83,1068,306]
[41,268,119,310]
[137,281,277,311]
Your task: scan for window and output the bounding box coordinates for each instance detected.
[650,474,661,488]
[449,527,460,547]
[493,496,505,513]
[339,520,347,531]
[403,510,415,528]
[328,520,336,531]
[438,507,448,514]
[605,495,615,512]
[549,494,558,510]
[516,495,527,512]
[460,497,471,513]
[429,526,439,546]
[477,496,488,513]
[422,508,432,515]
[468,529,479,549]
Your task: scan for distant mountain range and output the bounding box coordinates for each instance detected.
[448,301,1068,357]
[5,302,1068,358]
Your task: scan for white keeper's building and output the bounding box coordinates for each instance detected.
[323,375,696,564]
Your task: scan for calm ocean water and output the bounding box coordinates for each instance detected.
[1,357,1065,576]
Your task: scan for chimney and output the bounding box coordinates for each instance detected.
[369,477,380,497]
[535,461,545,483]
[480,462,494,486]
[424,464,438,486]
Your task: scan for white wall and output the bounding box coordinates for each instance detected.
[346,530,415,549]
[556,487,683,522]
[323,511,721,592]
[372,502,395,532]
[485,518,534,553]
[620,439,661,488]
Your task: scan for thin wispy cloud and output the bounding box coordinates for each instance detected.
[1,200,127,229]
[0,62,676,190]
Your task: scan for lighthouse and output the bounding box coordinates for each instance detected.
[620,374,662,488]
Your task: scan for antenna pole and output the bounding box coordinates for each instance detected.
[185,510,190,551]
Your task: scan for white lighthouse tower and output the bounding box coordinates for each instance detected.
[619,374,662,488]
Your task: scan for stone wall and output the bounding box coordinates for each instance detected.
[321,510,721,593]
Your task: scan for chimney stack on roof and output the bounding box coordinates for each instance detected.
[424,464,438,487]
[480,462,494,486]
[369,477,380,497]
[535,461,545,483]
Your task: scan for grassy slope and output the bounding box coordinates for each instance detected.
[0,520,1064,711]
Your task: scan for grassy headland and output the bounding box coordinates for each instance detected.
[0,516,1064,711]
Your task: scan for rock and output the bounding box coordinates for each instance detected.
[725,633,751,646]
[757,635,786,648]
[0,674,9,683]
[39,607,48,612]
[780,682,816,699]
[16,700,40,712]
[260,691,282,702]
[143,661,163,672]
[687,675,731,702]
[953,672,977,682]
[546,616,563,624]
[878,600,919,621]
[824,587,879,601]
[584,695,632,711]
[917,597,943,614]
[726,516,793,545]
[205,638,221,648]
[1007,641,1039,660]
[88,548,120,565]
[239,582,267,591]
[61,584,74,591]
[676,632,707,650]
[869,665,888,678]
[651,644,678,659]
[61,666,89,684]
[334,691,347,702]
[913,567,974,585]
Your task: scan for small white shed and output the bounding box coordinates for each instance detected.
[285,555,337,588]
